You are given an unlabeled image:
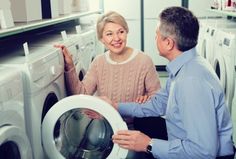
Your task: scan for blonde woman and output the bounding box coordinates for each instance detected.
[55,10,162,159]
[56,11,160,111]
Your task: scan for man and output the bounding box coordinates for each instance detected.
[102,6,235,159]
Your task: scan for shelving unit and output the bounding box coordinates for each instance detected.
[0,10,102,38]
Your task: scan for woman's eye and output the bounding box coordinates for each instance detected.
[106,33,113,36]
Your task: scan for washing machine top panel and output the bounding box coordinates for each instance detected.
[0,46,60,64]
[42,95,128,159]
[0,46,64,92]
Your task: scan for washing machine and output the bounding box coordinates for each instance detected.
[61,30,87,80]
[212,29,236,114]
[0,45,66,159]
[197,18,236,66]
[69,28,97,72]
[62,28,96,79]
[0,66,32,159]
[30,31,86,81]
[42,94,128,159]
[78,29,96,72]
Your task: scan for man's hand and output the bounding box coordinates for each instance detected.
[112,130,151,152]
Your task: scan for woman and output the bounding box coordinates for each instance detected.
[56,10,162,159]
[56,11,160,106]
[56,11,162,129]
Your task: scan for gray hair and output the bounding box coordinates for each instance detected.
[159,6,199,51]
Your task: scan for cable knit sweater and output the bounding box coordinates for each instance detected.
[65,49,161,103]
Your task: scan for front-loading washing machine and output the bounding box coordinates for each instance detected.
[212,29,236,113]
[60,30,87,80]
[42,95,128,159]
[68,28,97,72]
[80,29,97,71]
[0,66,32,159]
[0,45,66,159]
[62,28,96,79]
[198,19,236,64]
[197,18,236,66]
[29,31,80,65]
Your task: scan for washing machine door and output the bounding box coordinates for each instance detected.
[75,61,86,81]
[42,95,128,159]
[0,125,32,159]
[213,54,226,91]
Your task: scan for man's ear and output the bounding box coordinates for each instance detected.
[166,37,175,51]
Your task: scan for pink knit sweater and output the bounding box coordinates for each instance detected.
[65,50,161,103]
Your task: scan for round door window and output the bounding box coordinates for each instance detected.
[53,108,113,159]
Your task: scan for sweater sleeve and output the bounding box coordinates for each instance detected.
[64,56,99,95]
[144,55,161,96]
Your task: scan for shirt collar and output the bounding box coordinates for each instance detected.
[166,47,197,78]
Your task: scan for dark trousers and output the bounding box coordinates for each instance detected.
[133,117,167,159]
[216,145,236,159]
[133,117,235,159]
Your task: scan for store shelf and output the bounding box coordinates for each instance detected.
[0,10,102,38]
[207,9,236,17]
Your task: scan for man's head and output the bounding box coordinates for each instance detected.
[156,6,199,58]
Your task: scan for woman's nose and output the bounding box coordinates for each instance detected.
[113,33,120,41]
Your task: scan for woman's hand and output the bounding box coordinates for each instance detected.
[54,44,74,71]
[135,95,151,103]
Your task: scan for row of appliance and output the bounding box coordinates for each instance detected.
[196,18,236,113]
[0,27,128,159]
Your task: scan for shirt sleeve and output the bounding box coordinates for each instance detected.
[118,87,169,118]
[152,77,219,159]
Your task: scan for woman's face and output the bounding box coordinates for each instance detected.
[101,22,127,54]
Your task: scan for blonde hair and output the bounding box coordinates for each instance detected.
[96,11,129,40]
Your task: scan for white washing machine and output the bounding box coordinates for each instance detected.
[42,95,128,159]
[77,29,97,72]
[212,29,236,113]
[63,28,96,79]
[0,66,32,158]
[29,31,85,81]
[197,19,236,66]
[0,45,66,159]
[61,30,87,80]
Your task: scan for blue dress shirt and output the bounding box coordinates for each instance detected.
[118,48,234,159]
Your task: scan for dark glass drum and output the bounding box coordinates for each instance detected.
[54,108,113,159]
